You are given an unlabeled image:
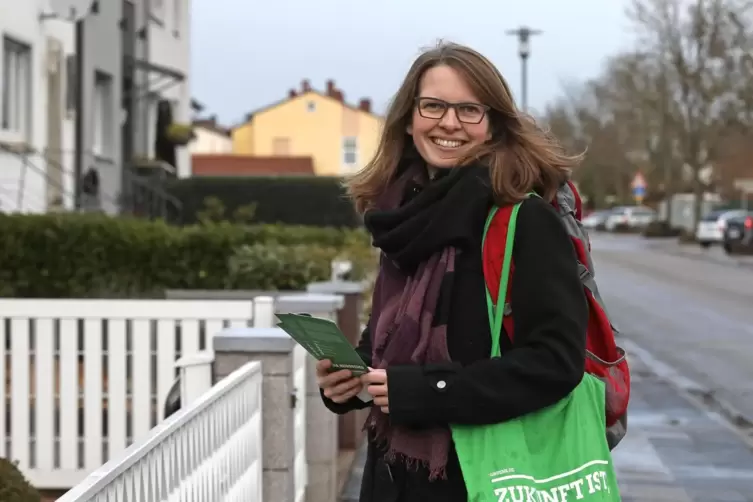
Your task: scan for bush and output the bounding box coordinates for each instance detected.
[166,176,361,228]
[642,220,683,238]
[0,213,376,298]
[0,459,40,502]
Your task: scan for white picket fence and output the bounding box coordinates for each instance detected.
[0,297,274,489]
[57,360,264,502]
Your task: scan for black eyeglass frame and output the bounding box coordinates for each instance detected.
[414,97,491,124]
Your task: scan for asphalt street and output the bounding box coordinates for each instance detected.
[591,233,753,501]
[590,233,753,426]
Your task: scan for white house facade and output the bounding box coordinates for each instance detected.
[0,0,192,215]
[0,1,76,213]
[189,118,232,154]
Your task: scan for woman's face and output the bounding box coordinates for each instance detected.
[408,65,492,169]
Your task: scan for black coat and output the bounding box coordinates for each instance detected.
[323,187,589,502]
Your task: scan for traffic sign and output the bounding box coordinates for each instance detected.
[631,172,647,189]
[632,186,646,197]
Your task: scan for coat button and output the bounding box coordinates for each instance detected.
[436,380,447,389]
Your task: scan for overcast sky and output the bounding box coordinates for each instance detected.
[190,0,637,126]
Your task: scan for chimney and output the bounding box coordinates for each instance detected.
[209,114,217,125]
[326,79,336,97]
[333,90,344,103]
[289,89,297,98]
[301,79,311,92]
[358,98,371,113]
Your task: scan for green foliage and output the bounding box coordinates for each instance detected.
[196,196,258,226]
[166,175,361,228]
[0,213,376,298]
[0,459,41,502]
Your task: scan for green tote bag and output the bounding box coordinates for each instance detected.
[450,202,621,502]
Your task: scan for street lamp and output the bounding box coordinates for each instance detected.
[505,26,542,112]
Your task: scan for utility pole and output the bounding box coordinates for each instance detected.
[659,51,673,226]
[506,26,542,112]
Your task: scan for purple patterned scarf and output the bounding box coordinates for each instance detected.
[362,161,492,479]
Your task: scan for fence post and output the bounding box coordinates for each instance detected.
[175,351,214,408]
[253,295,276,328]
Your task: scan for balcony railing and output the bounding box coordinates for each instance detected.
[56,359,263,502]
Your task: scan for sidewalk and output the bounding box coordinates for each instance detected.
[340,354,753,501]
[614,354,753,501]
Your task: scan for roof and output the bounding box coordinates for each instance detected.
[191,155,315,177]
[192,119,231,137]
[236,81,382,128]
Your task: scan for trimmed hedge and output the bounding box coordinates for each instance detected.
[0,213,375,298]
[166,176,362,228]
[0,459,40,502]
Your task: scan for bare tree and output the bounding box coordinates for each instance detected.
[627,0,753,225]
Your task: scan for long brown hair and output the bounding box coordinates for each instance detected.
[345,41,583,213]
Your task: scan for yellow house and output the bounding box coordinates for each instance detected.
[231,79,383,176]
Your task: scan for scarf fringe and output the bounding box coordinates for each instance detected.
[364,411,448,481]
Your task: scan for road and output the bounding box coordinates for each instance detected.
[592,233,753,501]
[591,233,753,424]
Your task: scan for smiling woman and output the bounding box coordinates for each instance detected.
[318,41,596,502]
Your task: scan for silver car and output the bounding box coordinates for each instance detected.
[604,206,657,232]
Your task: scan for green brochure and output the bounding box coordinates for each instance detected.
[276,313,369,375]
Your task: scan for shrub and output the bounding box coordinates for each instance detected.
[166,176,361,228]
[0,213,376,298]
[0,458,41,502]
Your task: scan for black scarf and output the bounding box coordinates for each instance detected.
[361,162,493,478]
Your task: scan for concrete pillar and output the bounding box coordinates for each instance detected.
[213,327,304,502]
[276,293,344,502]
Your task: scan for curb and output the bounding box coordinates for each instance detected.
[620,337,753,445]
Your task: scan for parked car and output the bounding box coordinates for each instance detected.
[695,209,750,248]
[582,209,613,231]
[604,206,657,232]
[722,212,753,255]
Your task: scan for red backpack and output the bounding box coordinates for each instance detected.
[481,181,630,449]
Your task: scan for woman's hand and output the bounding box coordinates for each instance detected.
[362,369,389,413]
[316,359,364,403]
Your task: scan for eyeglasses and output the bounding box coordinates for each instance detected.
[415,97,490,124]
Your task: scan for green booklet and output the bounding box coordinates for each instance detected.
[276,313,370,376]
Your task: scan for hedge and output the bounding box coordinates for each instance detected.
[0,459,40,502]
[0,213,376,298]
[166,176,362,228]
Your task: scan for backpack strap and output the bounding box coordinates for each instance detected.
[482,193,539,357]
[482,203,521,358]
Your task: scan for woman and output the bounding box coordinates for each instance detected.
[317,41,589,502]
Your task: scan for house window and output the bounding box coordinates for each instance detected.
[342,137,357,167]
[92,72,113,157]
[1,37,32,137]
[307,101,316,112]
[272,137,290,155]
